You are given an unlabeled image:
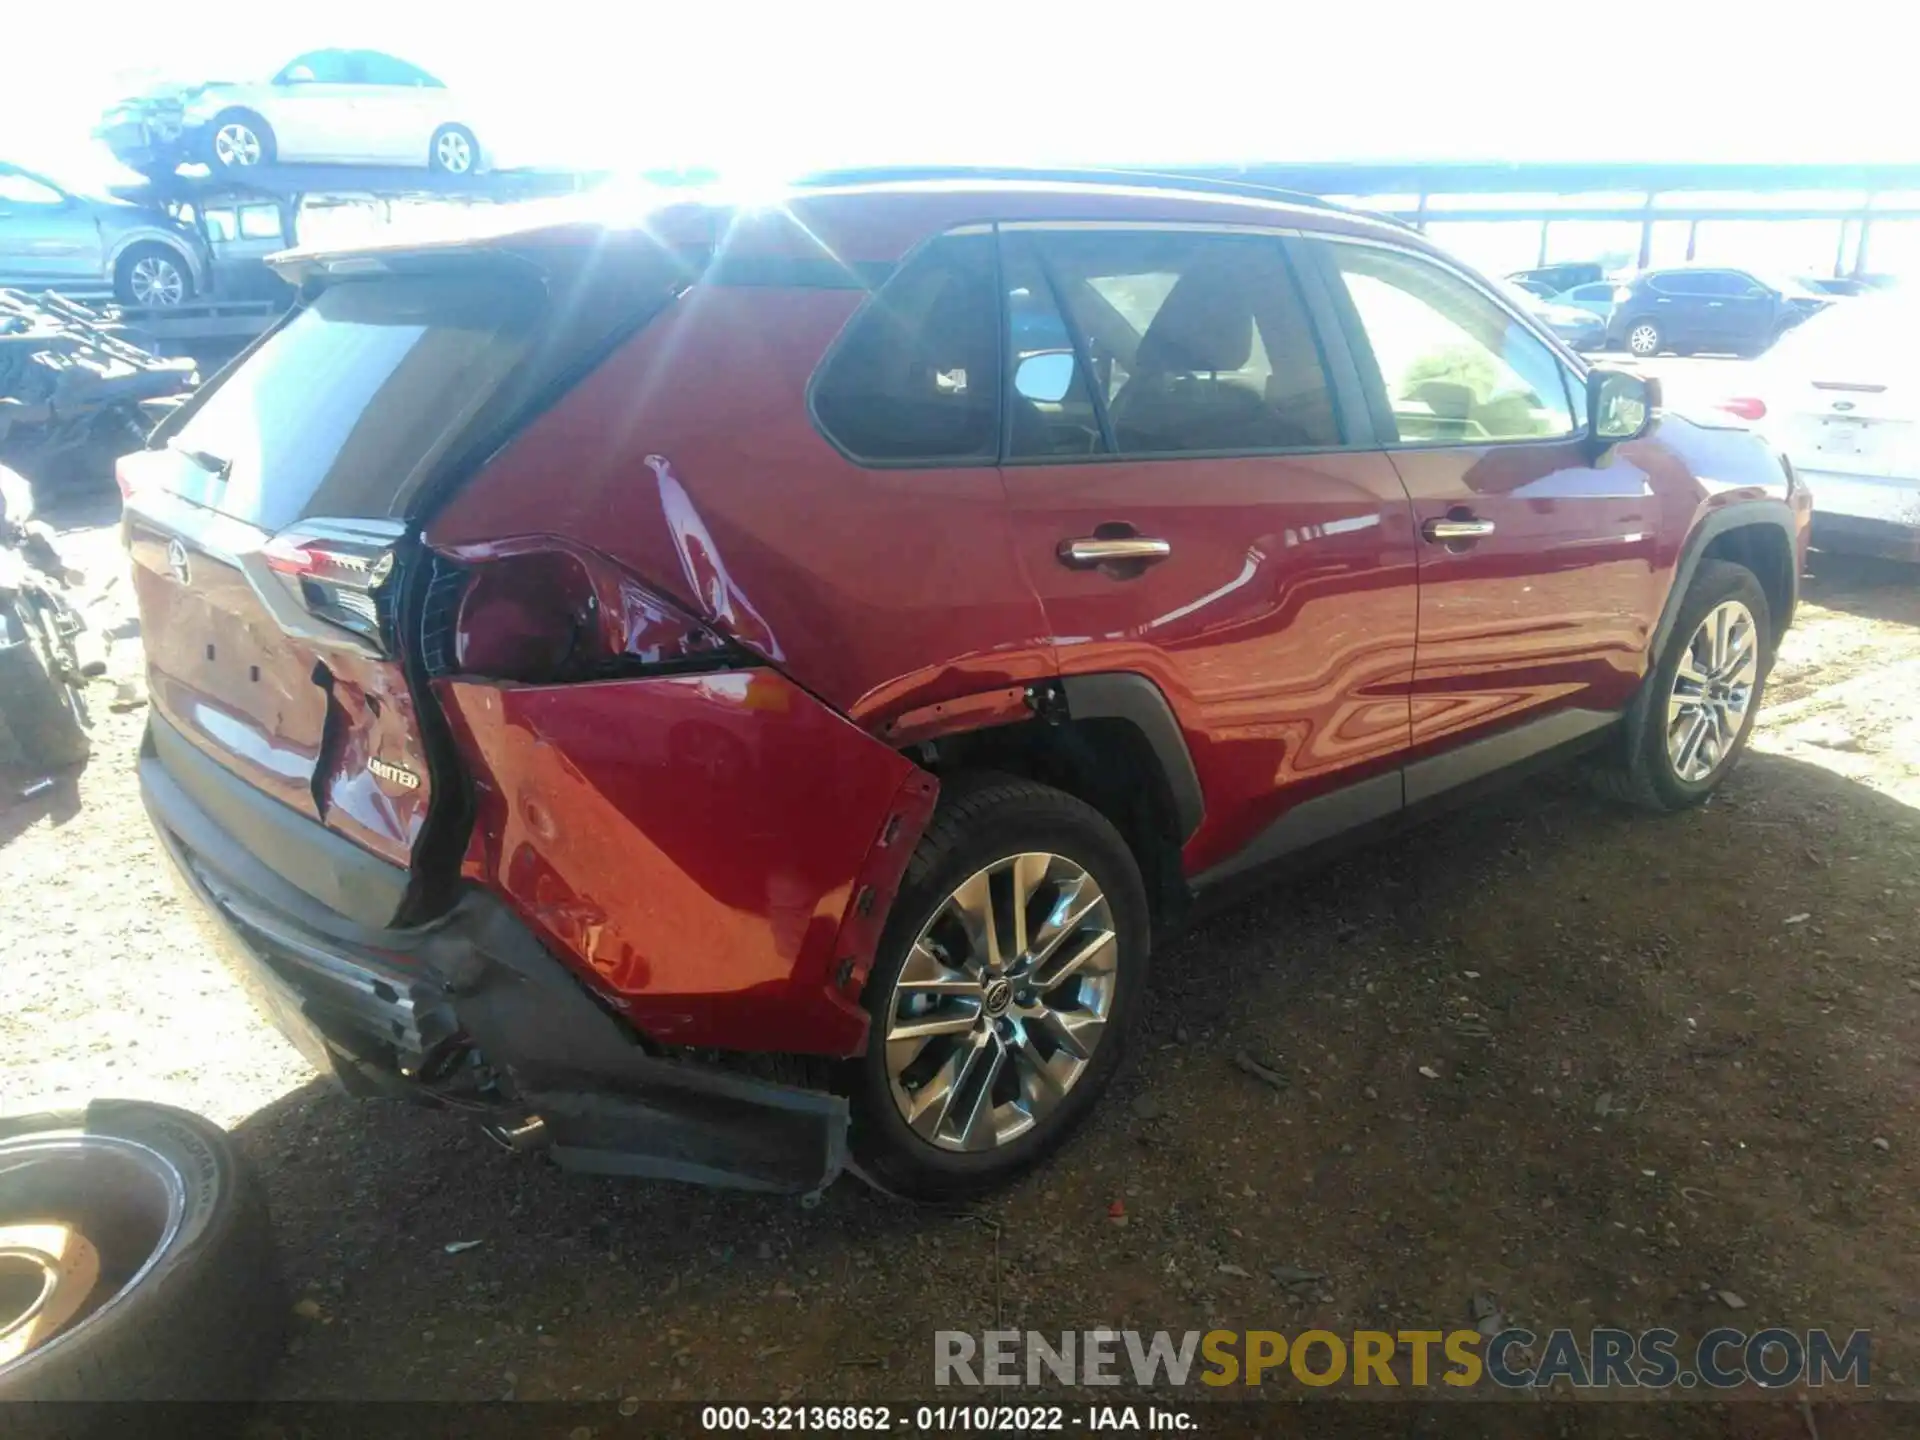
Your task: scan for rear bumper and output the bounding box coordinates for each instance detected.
[140,716,850,1194]
[1811,511,1920,563]
[1801,469,1920,561]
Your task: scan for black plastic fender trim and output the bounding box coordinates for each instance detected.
[1058,672,1205,843]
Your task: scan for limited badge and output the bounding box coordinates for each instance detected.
[367,757,422,790]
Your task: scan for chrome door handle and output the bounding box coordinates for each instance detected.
[1058,536,1172,568]
[1422,517,1496,542]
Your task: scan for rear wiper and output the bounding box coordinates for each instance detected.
[169,442,232,481]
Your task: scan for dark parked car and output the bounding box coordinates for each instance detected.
[1508,261,1607,294]
[121,173,1808,1201]
[1608,267,1831,357]
[0,162,207,306]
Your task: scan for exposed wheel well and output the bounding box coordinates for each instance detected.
[910,716,1189,934]
[1700,522,1795,647]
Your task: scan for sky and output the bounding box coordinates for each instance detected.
[3,0,1910,192]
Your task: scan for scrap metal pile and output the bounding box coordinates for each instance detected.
[0,289,197,495]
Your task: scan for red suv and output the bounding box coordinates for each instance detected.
[123,172,1809,1199]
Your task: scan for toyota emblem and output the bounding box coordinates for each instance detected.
[166,538,191,586]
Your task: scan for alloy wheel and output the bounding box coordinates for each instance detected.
[1667,598,1759,783]
[1628,323,1660,356]
[213,123,262,167]
[436,132,473,173]
[884,852,1118,1152]
[128,255,184,307]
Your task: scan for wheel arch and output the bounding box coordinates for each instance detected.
[1655,501,1799,665]
[108,233,205,294]
[901,673,1202,934]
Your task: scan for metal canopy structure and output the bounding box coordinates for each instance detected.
[1140,161,1920,271]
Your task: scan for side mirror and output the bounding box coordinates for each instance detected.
[1588,368,1659,444]
[1014,351,1076,405]
[281,65,315,84]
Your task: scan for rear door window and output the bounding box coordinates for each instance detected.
[167,273,542,532]
[1650,272,1710,297]
[811,234,1000,464]
[1003,233,1108,460]
[1321,241,1577,444]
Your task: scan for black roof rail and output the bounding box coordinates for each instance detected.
[788,164,1413,228]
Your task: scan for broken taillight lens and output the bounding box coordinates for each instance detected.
[259,525,399,650]
[443,542,735,685]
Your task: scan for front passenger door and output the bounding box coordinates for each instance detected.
[1306,237,1659,792]
[0,169,102,284]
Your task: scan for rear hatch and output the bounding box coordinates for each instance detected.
[1767,302,1920,493]
[123,238,701,917]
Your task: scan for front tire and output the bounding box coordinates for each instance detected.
[849,775,1151,1199]
[208,111,274,171]
[430,124,478,174]
[1595,558,1771,811]
[114,243,193,308]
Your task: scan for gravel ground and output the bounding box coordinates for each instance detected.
[4,493,1919,1422]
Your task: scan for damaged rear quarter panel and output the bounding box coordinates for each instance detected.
[437,668,938,1056]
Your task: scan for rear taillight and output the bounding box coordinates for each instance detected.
[1716,397,1768,421]
[438,541,737,685]
[259,524,399,650]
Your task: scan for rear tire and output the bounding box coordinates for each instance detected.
[1625,319,1663,357]
[1594,558,1771,811]
[0,1101,282,1405]
[848,774,1151,1200]
[0,600,90,769]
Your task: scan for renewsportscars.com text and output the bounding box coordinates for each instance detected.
[934,1327,1871,1390]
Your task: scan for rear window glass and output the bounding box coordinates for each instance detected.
[170,273,540,533]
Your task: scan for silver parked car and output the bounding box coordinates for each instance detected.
[97,49,484,178]
[0,163,208,307]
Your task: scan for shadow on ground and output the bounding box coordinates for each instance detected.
[1802,551,1920,625]
[0,765,83,853]
[227,750,1920,1418]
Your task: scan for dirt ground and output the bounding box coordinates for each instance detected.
[4,483,1919,1422]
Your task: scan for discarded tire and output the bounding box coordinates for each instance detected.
[0,1100,282,1403]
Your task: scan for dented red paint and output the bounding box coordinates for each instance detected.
[436,668,936,1055]
[125,503,434,867]
[128,180,1807,1073]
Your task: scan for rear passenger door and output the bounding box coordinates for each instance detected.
[1710,271,1776,352]
[996,225,1420,880]
[1303,235,1660,785]
[1646,271,1716,348]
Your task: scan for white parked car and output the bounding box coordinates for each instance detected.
[96,50,484,178]
[1724,295,1920,562]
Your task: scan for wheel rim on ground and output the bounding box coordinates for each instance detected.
[128,255,183,307]
[436,132,473,172]
[213,124,262,167]
[0,1224,101,1365]
[1667,598,1759,783]
[884,852,1118,1152]
[0,1131,184,1376]
[1629,324,1660,355]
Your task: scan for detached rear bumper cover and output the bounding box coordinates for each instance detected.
[140,715,859,1194]
[437,669,939,1057]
